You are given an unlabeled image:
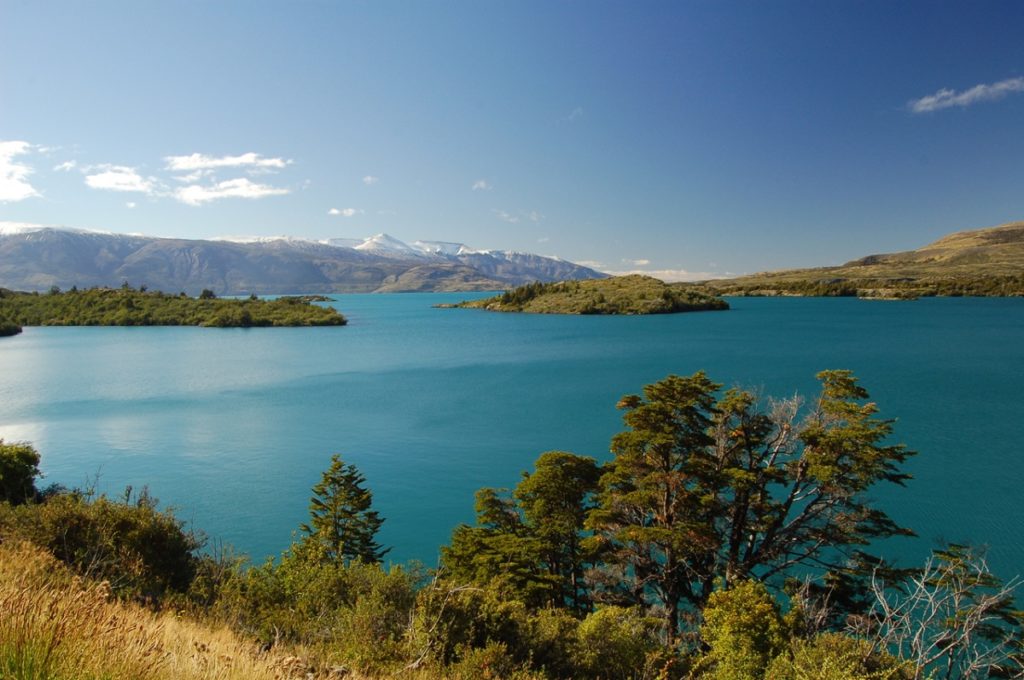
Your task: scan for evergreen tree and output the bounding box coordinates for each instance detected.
[586,370,915,640]
[300,454,389,564]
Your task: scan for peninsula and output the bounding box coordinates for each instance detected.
[707,221,1024,298]
[447,275,729,314]
[0,287,345,336]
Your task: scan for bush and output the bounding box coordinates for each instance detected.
[0,440,40,504]
[0,487,203,601]
[765,633,914,680]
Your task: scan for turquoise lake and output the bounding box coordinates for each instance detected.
[1,294,1022,579]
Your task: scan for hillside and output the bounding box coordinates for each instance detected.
[0,227,606,295]
[450,274,729,314]
[708,221,1024,297]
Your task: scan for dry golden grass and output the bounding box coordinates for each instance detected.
[0,540,355,680]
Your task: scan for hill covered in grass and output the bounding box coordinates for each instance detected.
[449,274,729,314]
[0,286,345,332]
[707,221,1024,297]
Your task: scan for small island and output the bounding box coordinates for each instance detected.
[444,274,729,315]
[0,286,345,332]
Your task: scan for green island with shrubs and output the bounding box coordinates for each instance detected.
[446,274,729,314]
[0,285,345,336]
[2,369,1021,680]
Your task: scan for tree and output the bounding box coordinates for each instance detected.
[440,451,600,611]
[300,454,389,565]
[514,451,601,612]
[586,370,914,640]
[860,544,1024,679]
[0,439,41,504]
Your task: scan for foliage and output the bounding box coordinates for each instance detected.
[300,454,389,565]
[0,286,346,328]
[0,487,203,601]
[765,633,914,680]
[586,370,915,638]
[215,545,419,673]
[441,451,600,611]
[458,275,730,314]
[0,439,41,504]
[694,580,787,680]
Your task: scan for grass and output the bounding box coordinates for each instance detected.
[0,541,337,680]
[707,221,1024,297]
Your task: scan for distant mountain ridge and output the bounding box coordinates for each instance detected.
[0,226,607,294]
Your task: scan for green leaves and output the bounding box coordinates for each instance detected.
[301,454,388,566]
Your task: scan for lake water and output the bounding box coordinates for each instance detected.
[1,294,1022,579]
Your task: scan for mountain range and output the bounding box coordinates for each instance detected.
[0,226,606,294]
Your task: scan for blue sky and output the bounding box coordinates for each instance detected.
[1,1,1022,279]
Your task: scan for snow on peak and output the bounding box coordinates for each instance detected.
[354,233,422,256]
[411,240,468,256]
[0,221,48,236]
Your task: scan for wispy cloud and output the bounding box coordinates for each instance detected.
[472,179,492,191]
[623,258,650,266]
[527,211,543,223]
[53,160,77,172]
[493,209,519,224]
[125,201,137,209]
[606,268,725,282]
[328,207,363,217]
[174,178,290,206]
[0,140,41,202]
[563,106,584,122]
[165,152,292,171]
[362,175,379,185]
[909,77,1024,113]
[84,165,156,193]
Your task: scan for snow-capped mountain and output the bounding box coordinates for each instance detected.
[0,226,606,294]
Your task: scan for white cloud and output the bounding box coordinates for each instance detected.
[328,207,362,217]
[623,258,651,266]
[165,152,292,171]
[472,179,491,191]
[53,160,77,172]
[493,209,519,224]
[606,268,725,282]
[0,140,41,202]
[537,236,550,243]
[527,211,543,222]
[174,178,290,206]
[909,77,1024,113]
[362,175,379,185]
[563,106,584,122]
[575,260,606,270]
[84,165,155,193]
[126,202,137,209]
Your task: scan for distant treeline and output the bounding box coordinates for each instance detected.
[710,274,1024,298]
[458,275,730,314]
[0,285,345,333]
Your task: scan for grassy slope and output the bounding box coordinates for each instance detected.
[708,221,1024,297]
[454,274,729,314]
[0,288,346,329]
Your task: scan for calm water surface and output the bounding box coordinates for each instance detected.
[1,294,1022,577]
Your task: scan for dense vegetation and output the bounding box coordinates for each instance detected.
[709,274,1024,298]
[0,285,345,329]
[452,275,729,314]
[2,372,1022,679]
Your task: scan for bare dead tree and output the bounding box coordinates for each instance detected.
[858,545,1024,680]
